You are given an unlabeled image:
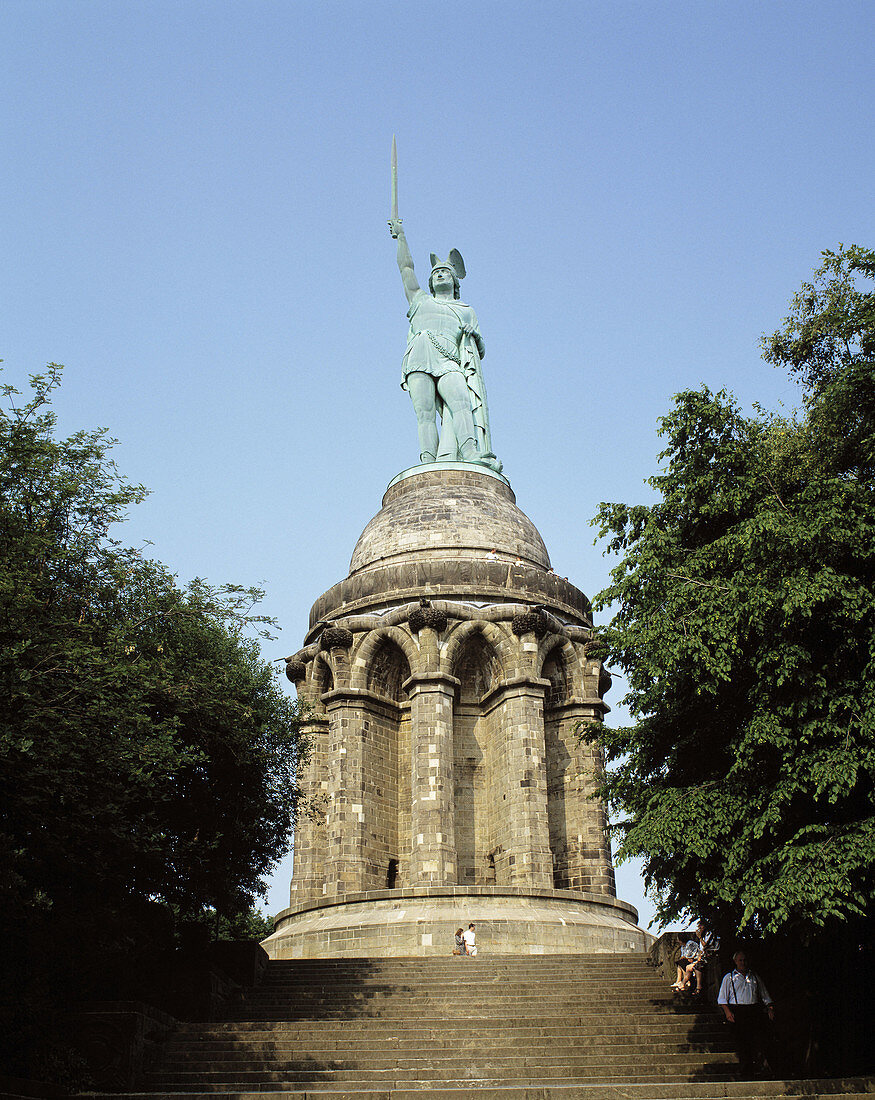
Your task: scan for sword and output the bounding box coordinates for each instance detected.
[390,135,398,220]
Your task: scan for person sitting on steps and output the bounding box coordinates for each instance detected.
[682,919,720,997]
[671,931,701,992]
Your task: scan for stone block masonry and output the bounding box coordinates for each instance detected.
[273,464,646,956]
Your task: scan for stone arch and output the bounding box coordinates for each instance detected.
[454,633,501,703]
[539,638,580,890]
[346,629,415,893]
[311,652,334,699]
[366,637,413,704]
[442,618,512,683]
[350,626,420,692]
[538,637,577,705]
[445,623,509,887]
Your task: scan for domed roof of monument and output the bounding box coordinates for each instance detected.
[349,464,551,575]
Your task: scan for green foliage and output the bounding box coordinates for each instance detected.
[188,904,276,942]
[586,250,875,938]
[762,244,875,478]
[0,366,306,973]
[761,244,874,396]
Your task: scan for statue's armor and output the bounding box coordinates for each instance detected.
[401,290,481,385]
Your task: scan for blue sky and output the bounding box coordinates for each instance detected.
[3,0,872,932]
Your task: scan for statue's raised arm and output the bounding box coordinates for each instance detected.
[388,217,420,304]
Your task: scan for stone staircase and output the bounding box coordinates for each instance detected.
[85,954,874,1099]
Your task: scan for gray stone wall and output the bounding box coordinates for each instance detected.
[288,610,614,908]
[279,467,632,955]
[265,887,648,958]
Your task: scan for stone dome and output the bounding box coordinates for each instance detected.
[349,463,551,575]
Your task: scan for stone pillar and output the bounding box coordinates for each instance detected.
[405,672,458,885]
[289,713,329,907]
[492,676,553,889]
[322,690,369,898]
[547,700,615,895]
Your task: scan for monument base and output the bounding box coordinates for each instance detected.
[263,887,651,959]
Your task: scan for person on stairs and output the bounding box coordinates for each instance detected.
[671,931,701,991]
[462,923,477,956]
[681,919,720,997]
[718,950,776,1077]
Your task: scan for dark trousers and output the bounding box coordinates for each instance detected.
[729,1004,772,1075]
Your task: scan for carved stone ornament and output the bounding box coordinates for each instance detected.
[284,659,307,683]
[320,626,354,651]
[511,608,550,637]
[408,604,448,633]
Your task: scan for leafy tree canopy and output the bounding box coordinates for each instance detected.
[586,247,875,938]
[0,366,306,966]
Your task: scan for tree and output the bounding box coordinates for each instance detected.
[585,247,875,939]
[0,366,306,984]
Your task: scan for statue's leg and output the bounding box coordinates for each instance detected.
[437,372,478,461]
[405,371,439,463]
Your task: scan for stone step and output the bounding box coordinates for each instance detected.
[181,1013,715,1035]
[255,972,661,985]
[260,968,658,978]
[222,1006,683,1020]
[255,974,663,985]
[80,1083,875,1100]
[142,1080,743,1095]
[254,987,672,995]
[262,965,656,972]
[135,1080,744,1096]
[157,1050,736,1075]
[261,965,658,971]
[247,993,672,1006]
[164,1033,728,1053]
[237,994,677,1007]
[161,1025,729,1044]
[264,955,652,963]
[259,965,657,976]
[168,1030,725,1051]
[120,953,837,1099]
[149,1056,737,1083]
[253,985,669,1003]
[247,990,669,998]
[162,1041,733,1062]
[170,1020,724,1040]
[217,1011,700,1026]
[262,960,653,967]
[250,983,670,995]
[160,1037,737,1059]
[232,991,681,1004]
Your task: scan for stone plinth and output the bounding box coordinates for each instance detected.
[263,886,647,959]
[275,464,644,958]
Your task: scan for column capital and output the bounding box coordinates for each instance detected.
[481,674,550,713]
[321,687,406,717]
[402,671,460,698]
[553,696,610,716]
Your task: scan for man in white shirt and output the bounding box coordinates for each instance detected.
[718,950,775,1076]
[462,923,477,957]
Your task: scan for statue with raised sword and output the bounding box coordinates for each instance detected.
[388,138,501,472]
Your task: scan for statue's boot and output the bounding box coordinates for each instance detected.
[459,436,480,463]
[420,451,437,464]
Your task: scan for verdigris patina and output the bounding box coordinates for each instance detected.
[387,145,500,471]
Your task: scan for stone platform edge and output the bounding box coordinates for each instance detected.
[273,885,639,926]
[264,887,652,958]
